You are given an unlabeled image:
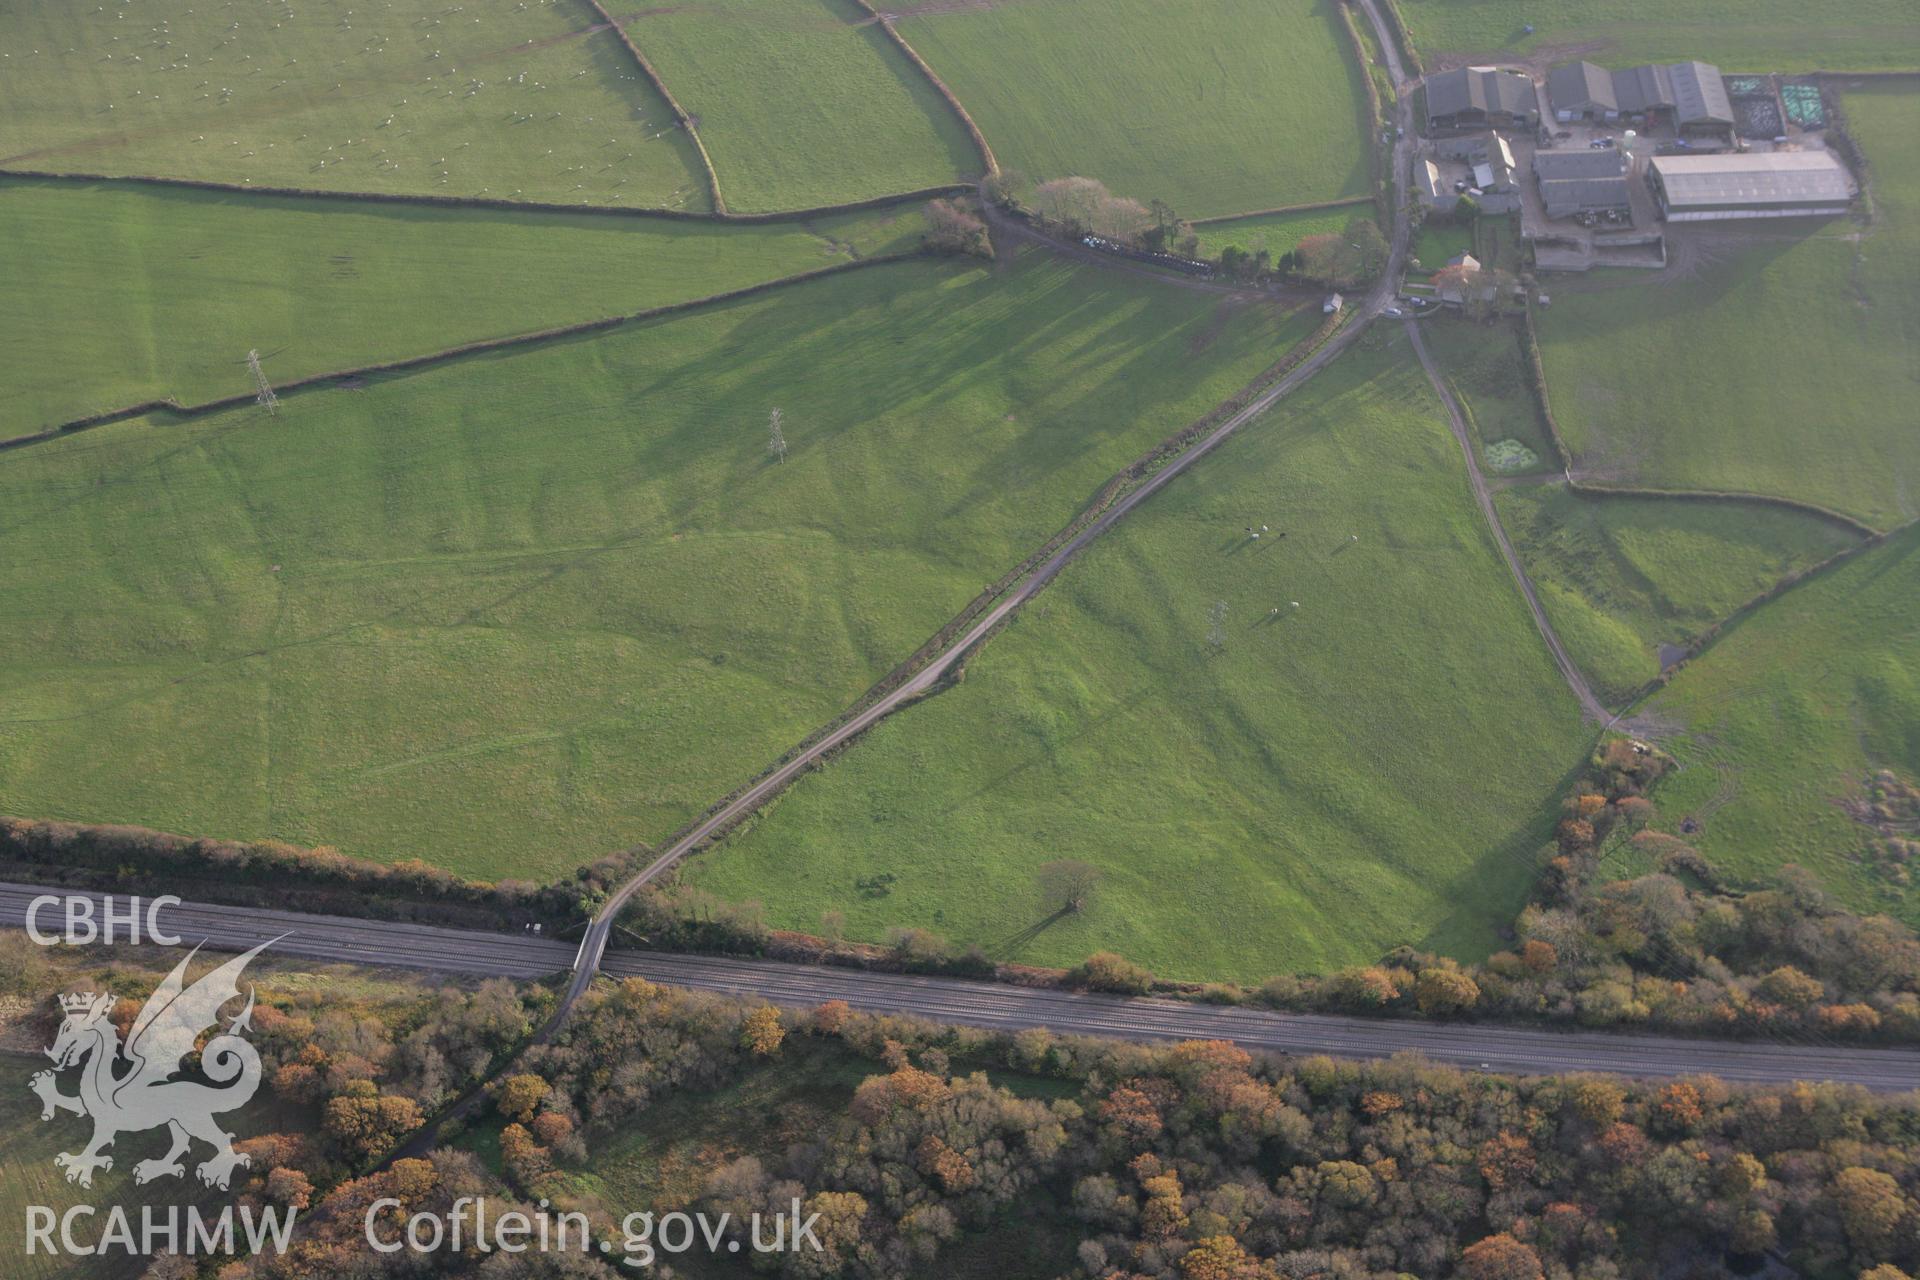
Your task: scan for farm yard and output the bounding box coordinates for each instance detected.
[1496,486,1860,706]
[1395,0,1920,71]
[0,176,927,433]
[614,0,981,212]
[894,0,1375,220]
[1640,521,1920,931]
[1536,88,1920,530]
[0,0,711,209]
[0,253,1312,879]
[689,341,1594,982]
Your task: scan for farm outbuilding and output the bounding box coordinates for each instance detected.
[1666,61,1734,131]
[1548,61,1618,122]
[1424,67,1540,133]
[1533,148,1631,220]
[1649,151,1854,221]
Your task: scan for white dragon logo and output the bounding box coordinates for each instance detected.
[29,939,274,1190]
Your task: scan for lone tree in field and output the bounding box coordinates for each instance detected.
[766,407,787,463]
[247,348,278,416]
[1038,859,1102,914]
[924,198,990,257]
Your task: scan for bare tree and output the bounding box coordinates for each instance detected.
[766,407,787,464]
[1037,859,1102,914]
[924,198,990,256]
[247,349,278,416]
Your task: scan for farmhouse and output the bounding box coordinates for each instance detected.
[1533,148,1630,220]
[1548,61,1617,122]
[1425,67,1540,132]
[1648,150,1854,221]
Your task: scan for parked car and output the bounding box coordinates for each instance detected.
[1383,306,1405,318]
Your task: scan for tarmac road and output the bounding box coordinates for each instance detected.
[4,884,1915,1090]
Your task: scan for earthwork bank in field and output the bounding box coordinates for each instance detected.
[0,253,1312,880]
[690,337,1595,982]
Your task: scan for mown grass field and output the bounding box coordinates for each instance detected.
[1639,523,1920,929]
[1535,88,1920,529]
[1396,0,1920,70]
[0,0,710,208]
[896,0,1374,220]
[690,337,1594,981]
[0,253,1313,880]
[1497,486,1859,706]
[623,0,979,212]
[1189,205,1375,263]
[0,176,925,434]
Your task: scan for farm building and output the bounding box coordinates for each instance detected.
[1533,148,1631,219]
[1649,151,1854,221]
[1424,67,1540,132]
[1418,159,1448,206]
[1666,61,1734,132]
[1540,59,1736,135]
[1548,61,1618,122]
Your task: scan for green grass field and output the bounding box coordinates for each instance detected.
[896,0,1373,220]
[0,176,926,434]
[1638,523,1920,928]
[1498,486,1859,706]
[1395,0,1920,70]
[0,252,1312,880]
[689,336,1594,981]
[622,0,979,212]
[1535,88,1920,529]
[0,0,711,208]
[1189,205,1376,262]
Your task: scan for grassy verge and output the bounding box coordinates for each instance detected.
[0,252,1314,881]
[618,0,979,212]
[0,176,925,434]
[0,0,710,208]
[689,334,1595,982]
[1535,87,1920,528]
[895,0,1373,219]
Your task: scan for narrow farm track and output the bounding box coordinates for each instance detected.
[4,886,1916,1089]
[1407,318,1613,724]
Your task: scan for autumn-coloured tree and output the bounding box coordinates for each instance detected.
[1478,1131,1537,1191]
[321,1083,423,1163]
[1460,1233,1545,1280]
[811,999,852,1035]
[1415,966,1481,1013]
[264,1166,314,1209]
[494,1072,550,1124]
[740,1005,786,1057]
[1834,1166,1907,1261]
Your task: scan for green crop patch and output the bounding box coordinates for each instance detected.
[1190,206,1377,265]
[0,176,926,435]
[689,337,1594,982]
[621,0,979,212]
[1641,522,1920,928]
[1536,89,1920,529]
[0,0,710,208]
[896,0,1373,220]
[1497,486,1859,706]
[0,253,1313,881]
[1396,0,1920,71]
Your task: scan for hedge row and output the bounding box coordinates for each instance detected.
[574,0,727,214]
[1374,0,1424,77]
[4,253,918,454]
[0,167,967,226]
[1186,194,1373,228]
[849,0,1000,178]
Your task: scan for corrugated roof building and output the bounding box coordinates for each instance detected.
[1667,61,1734,128]
[1650,151,1854,220]
[1533,148,1631,219]
[1548,61,1618,121]
[1424,67,1540,132]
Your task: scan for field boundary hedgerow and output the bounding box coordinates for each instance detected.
[1186,194,1374,227]
[1333,0,1392,229]
[574,0,729,213]
[847,0,1000,178]
[1516,308,1881,539]
[0,253,920,456]
[0,167,968,225]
